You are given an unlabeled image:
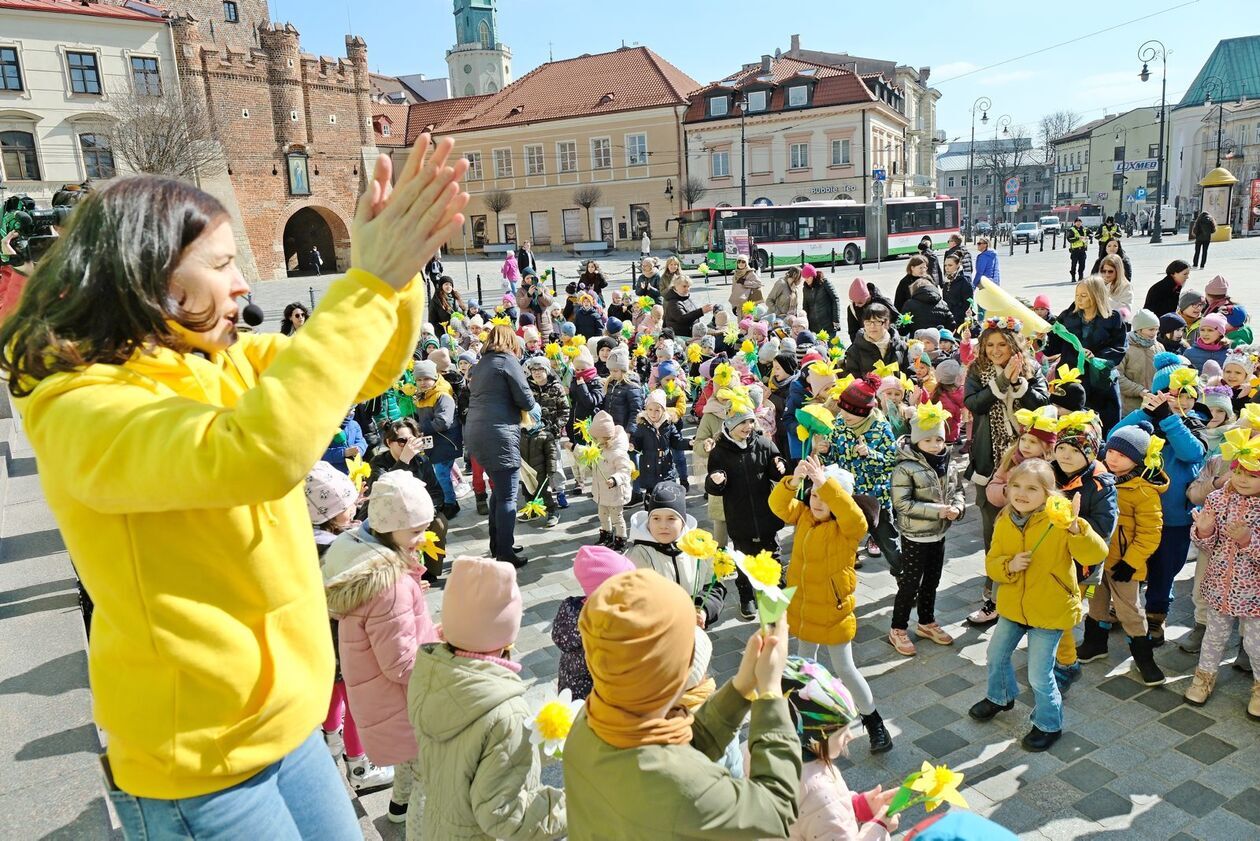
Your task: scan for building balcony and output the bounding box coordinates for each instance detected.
[447,42,512,58]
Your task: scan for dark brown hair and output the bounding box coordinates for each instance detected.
[384,417,421,443]
[0,176,229,397]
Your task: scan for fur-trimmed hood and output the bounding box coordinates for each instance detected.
[322,523,419,616]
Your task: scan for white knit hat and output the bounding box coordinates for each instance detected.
[305,461,357,525]
[368,470,434,532]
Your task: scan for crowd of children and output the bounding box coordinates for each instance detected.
[301,255,1258,838]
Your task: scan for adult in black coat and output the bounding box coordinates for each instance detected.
[917,237,944,285]
[662,275,713,336]
[893,254,933,312]
[899,278,956,336]
[515,241,537,274]
[1142,259,1192,318]
[579,261,608,302]
[846,280,899,343]
[1046,278,1128,434]
[942,253,973,327]
[842,304,911,377]
[802,270,842,334]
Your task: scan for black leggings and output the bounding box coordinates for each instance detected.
[891,538,946,630]
[1193,240,1210,268]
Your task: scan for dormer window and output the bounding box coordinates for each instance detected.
[787,84,810,107]
[707,95,729,118]
[744,89,768,113]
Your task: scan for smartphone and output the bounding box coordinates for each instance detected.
[418,435,434,450]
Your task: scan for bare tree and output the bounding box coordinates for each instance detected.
[482,189,513,243]
[573,186,602,239]
[680,176,708,209]
[1038,110,1083,163]
[977,129,1033,223]
[107,88,226,181]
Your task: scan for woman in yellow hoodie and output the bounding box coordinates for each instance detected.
[0,136,470,836]
[968,459,1108,753]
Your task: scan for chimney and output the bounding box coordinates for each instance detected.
[790,34,800,54]
[761,54,772,74]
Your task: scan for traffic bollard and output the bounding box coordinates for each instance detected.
[309,286,315,309]
[831,248,837,274]
[476,274,483,303]
[551,268,557,295]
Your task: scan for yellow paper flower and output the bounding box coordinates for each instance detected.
[620,285,632,295]
[915,401,951,430]
[525,689,584,758]
[574,443,603,468]
[562,344,581,359]
[712,549,738,579]
[1044,495,1077,529]
[400,382,418,397]
[1144,435,1165,472]
[686,342,703,364]
[828,345,843,360]
[1056,410,1097,434]
[742,301,757,315]
[490,315,511,326]
[817,329,830,343]
[346,454,371,492]
[637,295,655,311]
[633,346,647,358]
[716,385,754,417]
[630,465,640,480]
[678,528,720,560]
[1241,403,1260,430]
[898,373,916,393]
[826,374,856,402]
[1169,367,1200,398]
[909,761,968,812]
[743,551,782,589]
[418,530,445,562]
[806,359,840,379]
[1221,428,1260,472]
[1014,406,1058,433]
[1049,364,1082,388]
[405,358,415,372]
[723,325,740,345]
[698,262,711,275]
[519,498,547,520]
[740,339,755,355]
[478,331,489,343]
[545,342,562,359]
[873,360,900,379]
[713,362,734,388]
[574,416,593,444]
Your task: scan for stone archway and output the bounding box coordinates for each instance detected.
[280,204,350,277]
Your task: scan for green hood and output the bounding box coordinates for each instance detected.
[410,645,526,744]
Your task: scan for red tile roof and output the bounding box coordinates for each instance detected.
[404,95,490,143]
[684,56,877,123]
[372,103,410,147]
[439,46,702,133]
[0,0,164,22]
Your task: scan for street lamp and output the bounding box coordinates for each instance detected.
[1201,75,1229,168]
[992,115,1011,227]
[965,96,991,242]
[1114,128,1128,217]
[1138,39,1167,242]
[732,90,748,206]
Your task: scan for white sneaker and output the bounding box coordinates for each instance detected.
[323,728,344,760]
[346,756,394,791]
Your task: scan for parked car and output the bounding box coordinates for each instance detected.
[975,221,993,235]
[1012,222,1043,244]
[1039,216,1062,235]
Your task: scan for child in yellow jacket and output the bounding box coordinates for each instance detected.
[968,458,1109,753]
[770,455,893,754]
[1076,422,1168,686]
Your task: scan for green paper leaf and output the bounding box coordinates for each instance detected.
[886,783,919,817]
[757,586,795,626]
[1051,322,1108,371]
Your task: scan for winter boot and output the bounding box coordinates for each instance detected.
[861,711,893,754]
[596,529,612,547]
[346,756,394,791]
[1128,635,1166,686]
[475,492,489,516]
[1235,640,1253,674]
[323,728,344,760]
[1053,661,1081,692]
[1250,682,1260,721]
[1184,668,1216,706]
[1180,623,1207,654]
[556,491,569,509]
[612,535,628,553]
[1076,618,1110,663]
[443,501,460,519]
[1147,612,1167,647]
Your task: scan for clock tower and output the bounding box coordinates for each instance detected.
[446,0,511,97]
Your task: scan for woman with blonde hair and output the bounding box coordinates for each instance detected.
[728,254,763,308]
[765,266,803,319]
[1096,254,1133,316]
[1046,277,1127,433]
[659,255,685,297]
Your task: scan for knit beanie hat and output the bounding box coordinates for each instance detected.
[522,355,551,374]
[606,317,624,335]
[1017,406,1060,448]
[561,322,577,338]
[574,345,595,370]
[1203,385,1236,419]
[520,313,536,327]
[796,330,818,350]
[1033,294,1052,311]
[656,338,677,360]
[1224,350,1256,376]
[758,337,780,364]
[305,461,357,525]
[746,382,765,408]
[848,278,871,305]
[685,627,713,692]
[914,328,939,345]
[442,557,523,654]
[1178,290,1204,311]
[1057,418,1100,462]
[589,410,616,440]
[428,348,452,372]
[658,359,681,380]
[800,263,818,280]
[645,480,687,521]
[1199,312,1229,337]
[368,470,435,533]
[773,352,799,376]
[911,410,948,443]
[699,334,716,353]
[779,336,797,356]
[821,464,856,495]
[780,656,859,740]
[934,358,963,386]
[579,569,696,748]
[1131,309,1160,331]
[1205,275,1229,297]
[607,345,630,372]
[1202,359,1223,383]
[457,350,478,366]
[878,376,903,397]
[645,389,667,411]
[838,373,881,417]
[1105,420,1154,467]
[1159,313,1186,335]
[723,404,757,432]
[1227,305,1248,329]
[414,360,439,382]
[574,545,635,597]
[938,328,957,344]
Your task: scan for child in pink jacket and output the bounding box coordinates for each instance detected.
[985,406,1058,508]
[323,470,441,826]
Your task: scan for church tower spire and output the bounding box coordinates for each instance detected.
[446,0,511,97]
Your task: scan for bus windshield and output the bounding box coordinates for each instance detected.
[679,217,711,253]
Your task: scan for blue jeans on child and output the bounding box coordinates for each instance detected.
[432,459,456,504]
[108,730,360,841]
[1145,524,1191,615]
[985,617,1064,733]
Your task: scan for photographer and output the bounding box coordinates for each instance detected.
[0,192,76,319]
[0,136,468,837]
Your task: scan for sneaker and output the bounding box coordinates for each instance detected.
[915,622,955,646]
[1180,623,1206,654]
[346,756,394,791]
[1249,681,1260,721]
[966,599,998,626]
[968,698,1014,721]
[888,628,917,656]
[1021,726,1061,752]
[738,600,756,621]
[1053,662,1082,692]
[865,538,881,557]
[323,728,343,760]
[442,501,460,520]
[556,491,569,509]
[387,800,408,824]
[545,512,561,528]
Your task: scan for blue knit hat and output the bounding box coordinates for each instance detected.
[1106,420,1153,467]
[561,322,577,337]
[658,359,681,380]
[1153,351,1188,370]
[606,317,623,335]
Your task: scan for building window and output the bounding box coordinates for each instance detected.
[972,174,979,185]
[787,85,808,107]
[1113,145,1125,162]
[789,142,809,170]
[465,151,483,180]
[1112,173,1125,191]
[557,141,577,173]
[830,138,851,165]
[1148,144,1159,158]
[626,133,647,166]
[1147,171,1159,189]
[525,144,544,175]
[707,95,728,118]
[591,137,611,170]
[79,133,116,179]
[493,148,512,178]
[380,121,391,137]
[947,175,955,188]
[478,21,491,49]
[984,195,992,207]
[745,90,767,113]
[0,47,22,91]
[0,130,39,180]
[130,56,162,96]
[223,1,239,22]
[67,51,101,95]
[711,150,730,178]
[1034,190,1042,204]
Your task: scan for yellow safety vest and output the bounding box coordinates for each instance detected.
[1067,227,1087,250]
[1099,224,1120,243]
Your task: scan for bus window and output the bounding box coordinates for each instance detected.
[775,216,795,241]
[797,216,813,240]
[944,203,957,228]
[838,209,864,237]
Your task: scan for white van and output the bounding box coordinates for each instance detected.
[1039,216,1062,235]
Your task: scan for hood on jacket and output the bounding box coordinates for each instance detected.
[599,427,631,455]
[627,509,699,546]
[910,283,944,305]
[410,644,525,744]
[323,525,416,616]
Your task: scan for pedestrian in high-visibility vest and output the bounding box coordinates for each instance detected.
[1097,216,1122,259]
[1067,219,1089,282]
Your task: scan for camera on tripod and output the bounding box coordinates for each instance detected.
[1,186,85,266]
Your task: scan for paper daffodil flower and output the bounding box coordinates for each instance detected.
[1144,435,1165,472]
[449,311,465,321]
[620,285,632,295]
[637,295,656,311]
[689,375,704,388]
[1056,410,1097,434]
[574,443,603,468]
[1221,427,1260,472]
[1013,406,1058,434]
[723,324,741,345]
[620,323,635,339]
[698,262,711,275]
[914,401,951,430]
[734,551,796,630]
[825,374,856,403]
[740,339,756,355]
[742,301,757,315]
[712,548,740,580]
[909,762,968,812]
[686,343,703,363]
[713,362,735,388]
[399,382,418,397]
[346,454,371,492]
[795,404,835,442]
[678,528,720,560]
[545,342,562,359]
[525,688,583,759]
[1044,495,1077,530]
[828,346,843,360]
[1049,364,1082,388]
[898,373,917,393]
[478,331,489,342]
[817,329,830,343]
[1241,403,1260,430]
[519,498,548,520]
[418,530,444,562]
[638,334,657,349]
[742,551,782,589]
[1169,367,1200,398]
[716,385,754,417]
[573,416,593,444]
[405,358,415,372]
[633,346,647,358]
[562,344,581,359]
[873,360,900,379]
[897,312,914,327]
[490,315,511,326]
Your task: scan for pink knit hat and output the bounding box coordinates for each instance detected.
[305,461,357,525]
[800,263,818,279]
[1205,275,1228,297]
[1199,312,1229,336]
[589,410,616,440]
[441,557,523,653]
[368,470,434,532]
[574,545,635,596]
[849,277,870,305]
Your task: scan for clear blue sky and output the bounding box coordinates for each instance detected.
[277,0,1235,144]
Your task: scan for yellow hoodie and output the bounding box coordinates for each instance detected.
[16,269,424,799]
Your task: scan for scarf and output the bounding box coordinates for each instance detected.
[1195,336,1226,352]
[580,569,696,749]
[453,648,522,674]
[921,448,949,476]
[1129,331,1155,349]
[679,677,717,712]
[575,366,598,383]
[1009,509,1034,529]
[979,366,1016,475]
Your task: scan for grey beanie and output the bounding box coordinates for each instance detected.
[414,360,438,381]
[607,344,630,372]
[1178,289,1204,311]
[1131,309,1160,331]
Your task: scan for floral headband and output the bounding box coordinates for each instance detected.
[983,315,1023,334]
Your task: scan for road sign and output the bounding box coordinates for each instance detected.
[873,168,887,182]
[1004,196,1018,207]
[1135,187,1148,200]
[1096,191,1109,200]
[1004,177,1021,195]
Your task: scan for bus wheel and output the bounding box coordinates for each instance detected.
[843,244,861,265]
[755,249,770,271]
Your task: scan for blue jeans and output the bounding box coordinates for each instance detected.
[109,730,359,841]
[432,459,456,504]
[985,617,1064,733]
[1145,524,1191,615]
[487,467,519,560]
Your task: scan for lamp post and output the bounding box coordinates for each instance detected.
[965,96,991,242]
[733,91,748,206]
[1138,39,1167,242]
[1201,75,1228,168]
[993,115,1012,228]
[1114,127,1128,218]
